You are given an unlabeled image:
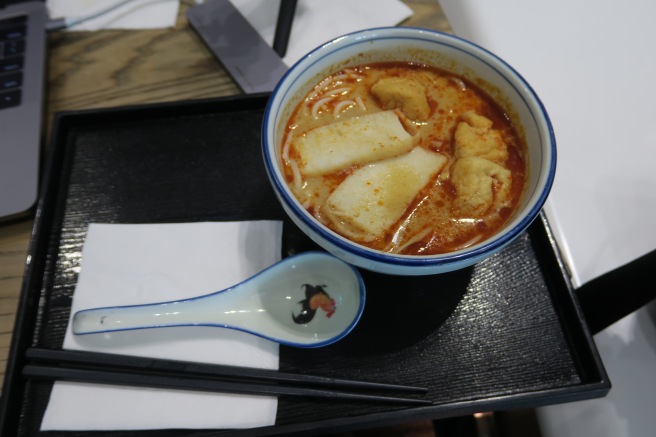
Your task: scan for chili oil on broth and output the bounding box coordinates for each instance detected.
[281,62,527,255]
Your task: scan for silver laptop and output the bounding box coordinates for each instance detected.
[0,0,46,221]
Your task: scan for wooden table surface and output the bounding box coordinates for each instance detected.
[0,0,450,392]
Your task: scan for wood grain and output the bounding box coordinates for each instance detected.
[0,0,450,396]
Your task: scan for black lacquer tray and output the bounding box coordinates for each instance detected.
[0,94,609,436]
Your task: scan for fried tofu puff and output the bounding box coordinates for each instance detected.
[451,157,511,216]
[371,77,431,121]
[454,111,508,164]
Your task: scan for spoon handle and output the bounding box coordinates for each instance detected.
[72,288,245,335]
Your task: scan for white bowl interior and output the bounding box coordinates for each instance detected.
[264,28,555,271]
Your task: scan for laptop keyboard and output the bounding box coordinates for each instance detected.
[0,15,27,110]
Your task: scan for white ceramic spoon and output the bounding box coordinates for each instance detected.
[72,252,365,348]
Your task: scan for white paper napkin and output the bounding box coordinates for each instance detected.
[229,0,414,67]
[46,0,180,31]
[41,221,283,431]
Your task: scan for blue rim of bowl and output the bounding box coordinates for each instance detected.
[73,252,367,348]
[263,27,557,268]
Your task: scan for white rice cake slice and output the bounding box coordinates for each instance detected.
[296,110,414,177]
[324,147,447,242]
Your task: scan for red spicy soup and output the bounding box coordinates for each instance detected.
[281,62,526,255]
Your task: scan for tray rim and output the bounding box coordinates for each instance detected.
[0,93,610,436]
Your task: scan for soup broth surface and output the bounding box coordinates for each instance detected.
[282,62,526,255]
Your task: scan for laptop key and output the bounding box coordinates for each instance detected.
[3,39,25,56]
[0,24,27,41]
[0,56,23,72]
[0,88,21,109]
[1,71,22,90]
[0,15,27,27]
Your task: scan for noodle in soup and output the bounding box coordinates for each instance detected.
[281,62,526,255]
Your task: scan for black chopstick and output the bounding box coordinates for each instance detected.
[25,348,426,394]
[22,364,431,405]
[24,348,430,406]
[272,0,297,57]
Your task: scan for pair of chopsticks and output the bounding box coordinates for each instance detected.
[22,348,431,406]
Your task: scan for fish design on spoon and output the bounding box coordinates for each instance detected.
[292,284,336,324]
[72,252,366,348]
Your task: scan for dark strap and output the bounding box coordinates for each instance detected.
[576,249,656,334]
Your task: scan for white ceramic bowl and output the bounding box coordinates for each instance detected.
[262,27,556,275]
